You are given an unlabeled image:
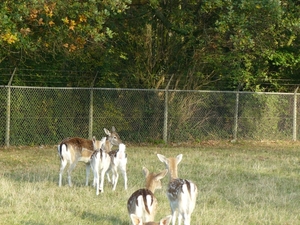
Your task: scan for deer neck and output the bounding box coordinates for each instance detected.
[168,158,178,180]
[104,140,113,151]
[145,175,156,193]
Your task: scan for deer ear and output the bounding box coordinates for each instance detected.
[130,214,142,225]
[156,169,168,180]
[142,167,149,177]
[160,215,172,225]
[111,126,116,132]
[104,128,111,136]
[157,154,167,163]
[176,154,183,164]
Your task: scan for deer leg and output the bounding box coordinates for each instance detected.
[171,210,177,225]
[183,214,191,225]
[177,213,183,225]
[58,159,67,187]
[112,168,119,191]
[85,163,91,186]
[120,165,127,190]
[67,161,77,187]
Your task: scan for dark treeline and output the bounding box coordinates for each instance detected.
[0,0,300,91]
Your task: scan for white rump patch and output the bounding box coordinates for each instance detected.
[145,194,154,211]
[117,143,126,159]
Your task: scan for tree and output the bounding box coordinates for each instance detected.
[0,0,130,86]
[109,0,300,91]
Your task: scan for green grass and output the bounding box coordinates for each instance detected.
[0,141,300,224]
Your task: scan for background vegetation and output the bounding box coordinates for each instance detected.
[0,0,300,91]
[0,141,300,224]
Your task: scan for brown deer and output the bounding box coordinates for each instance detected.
[130,214,172,225]
[127,167,168,224]
[157,154,198,225]
[57,126,122,187]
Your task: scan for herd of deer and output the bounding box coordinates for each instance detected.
[57,127,198,225]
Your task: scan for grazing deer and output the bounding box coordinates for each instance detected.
[106,143,128,191]
[90,137,111,195]
[57,127,121,187]
[157,154,198,225]
[127,167,168,224]
[130,214,172,225]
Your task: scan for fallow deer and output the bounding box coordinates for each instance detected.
[130,214,172,225]
[102,127,127,191]
[57,127,121,187]
[103,126,122,152]
[90,137,111,195]
[106,143,128,191]
[157,154,198,225]
[127,167,168,224]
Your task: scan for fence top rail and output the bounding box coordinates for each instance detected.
[0,85,297,96]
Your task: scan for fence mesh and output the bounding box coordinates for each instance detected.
[0,86,299,146]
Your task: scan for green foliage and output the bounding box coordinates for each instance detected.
[239,93,291,139]
[1,0,300,91]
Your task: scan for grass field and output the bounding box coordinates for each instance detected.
[0,141,300,225]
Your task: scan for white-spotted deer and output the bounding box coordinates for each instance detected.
[106,143,128,191]
[157,154,198,225]
[127,167,168,224]
[57,127,121,187]
[130,214,172,225]
[90,137,111,195]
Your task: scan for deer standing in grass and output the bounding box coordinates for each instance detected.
[89,137,111,195]
[106,143,128,191]
[130,214,172,225]
[157,154,198,225]
[103,127,128,191]
[57,126,122,187]
[127,167,168,224]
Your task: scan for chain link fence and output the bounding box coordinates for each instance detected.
[0,86,299,146]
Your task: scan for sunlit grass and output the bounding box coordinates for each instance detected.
[0,141,300,224]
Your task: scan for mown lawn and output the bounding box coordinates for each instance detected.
[0,141,300,224]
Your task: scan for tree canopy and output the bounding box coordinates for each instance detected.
[1,0,300,91]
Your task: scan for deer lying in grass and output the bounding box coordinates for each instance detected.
[57,127,122,187]
[157,154,198,225]
[105,143,128,191]
[127,167,168,224]
[130,214,172,225]
[90,137,111,195]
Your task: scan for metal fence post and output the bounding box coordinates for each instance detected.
[5,68,17,147]
[233,87,240,142]
[163,75,173,144]
[88,73,97,139]
[293,87,299,141]
[163,89,168,143]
